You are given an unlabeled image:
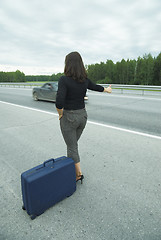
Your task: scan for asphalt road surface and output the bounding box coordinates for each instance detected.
[0,87,161,240]
[0,87,161,137]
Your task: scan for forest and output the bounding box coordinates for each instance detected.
[87,53,161,85]
[0,53,161,85]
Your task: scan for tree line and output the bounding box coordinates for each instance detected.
[0,70,25,82]
[0,53,160,85]
[87,53,161,85]
[0,71,63,83]
[25,73,63,82]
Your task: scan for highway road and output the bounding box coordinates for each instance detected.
[0,87,161,137]
[0,87,161,240]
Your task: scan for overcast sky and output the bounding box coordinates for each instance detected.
[0,0,161,75]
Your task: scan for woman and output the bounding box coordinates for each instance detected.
[56,52,112,183]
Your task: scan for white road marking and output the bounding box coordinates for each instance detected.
[1,100,161,140]
[0,100,58,116]
[88,120,161,140]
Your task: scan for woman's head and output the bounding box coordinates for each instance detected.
[64,52,87,82]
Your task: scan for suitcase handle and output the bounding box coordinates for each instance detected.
[43,158,55,167]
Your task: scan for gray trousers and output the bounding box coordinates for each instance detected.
[60,108,87,164]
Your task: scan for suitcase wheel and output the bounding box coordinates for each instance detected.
[22,205,26,211]
[31,215,37,220]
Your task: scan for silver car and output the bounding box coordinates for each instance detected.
[32,82,88,102]
[32,82,58,102]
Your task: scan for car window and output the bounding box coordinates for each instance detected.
[43,83,52,89]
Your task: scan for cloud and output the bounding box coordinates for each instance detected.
[0,0,160,75]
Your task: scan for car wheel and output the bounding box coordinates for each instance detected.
[33,92,39,101]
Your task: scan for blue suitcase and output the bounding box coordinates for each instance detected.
[21,157,76,220]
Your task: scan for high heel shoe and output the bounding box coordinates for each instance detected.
[76,175,84,184]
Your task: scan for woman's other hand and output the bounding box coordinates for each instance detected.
[59,114,63,120]
[56,108,64,120]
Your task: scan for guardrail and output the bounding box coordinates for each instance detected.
[0,82,42,88]
[100,84,161,96]
[0,82,161,96]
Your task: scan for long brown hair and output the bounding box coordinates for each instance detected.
[64,52,87,83]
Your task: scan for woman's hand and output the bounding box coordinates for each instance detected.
[59,114,63,120]
[56,108,64,120]
[104,85,112,93]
